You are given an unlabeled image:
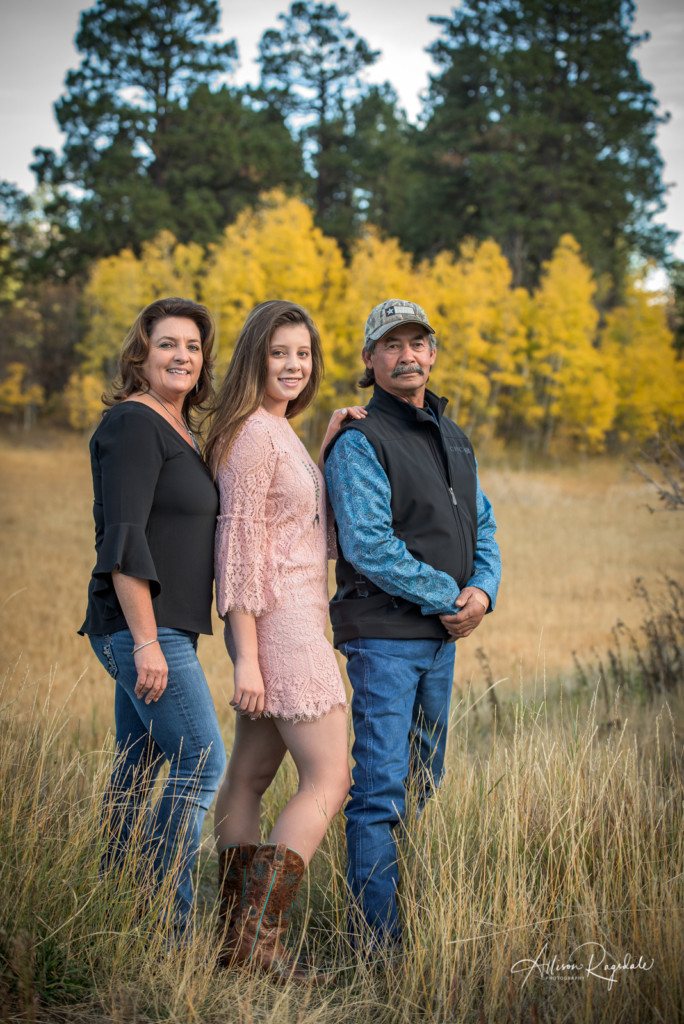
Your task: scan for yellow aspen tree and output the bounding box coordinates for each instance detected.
[64,371,106,430]
[601,272,684,442]
[525,234,615,452]
[200,210,267,359]
[0,362,45,428]
[421,239,528,441]
[201,190,348,447]
[337,229,418,403]
[1,241,22,305]
[198,192,348,448]
[81,231,205,379]
[202,191,347,366]
[81,249,147,376]
[138,231,204,302]
[345,229,416,318]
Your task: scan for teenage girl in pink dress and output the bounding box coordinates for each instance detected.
[204,300,365,981]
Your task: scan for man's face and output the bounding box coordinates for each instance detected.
[362,322,436,406]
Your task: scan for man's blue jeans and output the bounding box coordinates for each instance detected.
[340,636,456,944]
[90,627,226,924]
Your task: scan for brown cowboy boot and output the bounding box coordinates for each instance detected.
[217,843,258,962]
[228,842,321,984]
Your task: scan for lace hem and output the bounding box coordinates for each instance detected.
[259,699,348,724]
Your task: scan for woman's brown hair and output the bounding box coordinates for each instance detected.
[204,300,324,474]
[104,297,216,419]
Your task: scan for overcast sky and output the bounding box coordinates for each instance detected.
[1,0,682,260]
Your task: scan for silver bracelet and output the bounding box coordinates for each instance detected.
[132,638,159,654]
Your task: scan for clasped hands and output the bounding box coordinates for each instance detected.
[439,586,490,640]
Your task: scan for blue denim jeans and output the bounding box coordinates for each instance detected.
[90,627,226,925]
[340,636,456,943]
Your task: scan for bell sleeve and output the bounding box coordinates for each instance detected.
[90,409,165,597]
[214,417,280,617]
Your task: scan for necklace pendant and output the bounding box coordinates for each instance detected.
[300,457,321,528]
[148,389,201,456]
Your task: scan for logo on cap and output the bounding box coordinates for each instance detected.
[384,303,417,318]
[365,298,436,345]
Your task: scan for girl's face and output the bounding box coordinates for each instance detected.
[262,323,313,417]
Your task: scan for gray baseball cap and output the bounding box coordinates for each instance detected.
[365,299,436,346]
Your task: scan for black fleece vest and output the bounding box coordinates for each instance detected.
[324,385,478,644]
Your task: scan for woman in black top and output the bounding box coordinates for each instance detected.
[80,297,226,929]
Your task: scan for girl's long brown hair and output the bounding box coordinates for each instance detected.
[204,300,324,475]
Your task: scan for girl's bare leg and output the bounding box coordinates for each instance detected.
[214,714,286,850]
[269,706,350,865]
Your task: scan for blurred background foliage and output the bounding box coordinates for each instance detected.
[1,0,682,452]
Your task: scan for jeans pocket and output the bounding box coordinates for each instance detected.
[91,634,119,680]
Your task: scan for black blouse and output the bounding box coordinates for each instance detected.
[79,402,219,636]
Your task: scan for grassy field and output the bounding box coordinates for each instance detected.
[1,429,683,1022]
[2,430,682,730]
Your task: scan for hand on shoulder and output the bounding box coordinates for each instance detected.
[321,405,367,447]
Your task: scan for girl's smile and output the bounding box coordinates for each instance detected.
[262,324,313,416]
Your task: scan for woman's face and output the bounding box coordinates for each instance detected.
[262,323,313,416]
[141,316,203,404]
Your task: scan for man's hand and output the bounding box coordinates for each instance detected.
[439,587,490,640]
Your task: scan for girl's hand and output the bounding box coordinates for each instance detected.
[318,406,367,468]
[327,405,367,435]
[231,657,265,718]
[133,642,168,704]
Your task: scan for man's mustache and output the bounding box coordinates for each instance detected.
[392,364,425,378]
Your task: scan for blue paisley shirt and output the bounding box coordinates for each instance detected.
[325,430,501,617]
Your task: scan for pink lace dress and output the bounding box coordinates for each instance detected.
[214,406,347,721]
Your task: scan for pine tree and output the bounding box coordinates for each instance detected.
[32,0,237,275]
[344,85,417,243]
[406,0,674,291]
[158,85,304,247]
[256,2,379,246]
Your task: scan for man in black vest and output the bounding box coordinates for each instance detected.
[324,298,501,947]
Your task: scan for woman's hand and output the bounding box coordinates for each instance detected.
[231,657,265,718]
[318,405,367,468]
[111,570,168,704]
[133,642,169,704]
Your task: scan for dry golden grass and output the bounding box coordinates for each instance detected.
[1,429,683,1022]
[1,665,681,1022]
[487,457,684,692]
[1,430,682,730]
